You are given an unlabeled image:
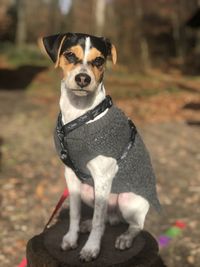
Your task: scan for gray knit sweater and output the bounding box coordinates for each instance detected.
[54,105,161,212]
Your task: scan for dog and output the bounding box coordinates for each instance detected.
[40,33,161,262]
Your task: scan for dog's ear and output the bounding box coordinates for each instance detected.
[110,44,117,65]
[39,33,73,68]
[103,38,117,65]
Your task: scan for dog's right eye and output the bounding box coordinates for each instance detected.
[63,52,77,63]
[92,57,105,67]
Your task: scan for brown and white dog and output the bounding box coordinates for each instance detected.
[40,33,150,262]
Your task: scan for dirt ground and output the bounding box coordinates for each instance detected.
[0,87,200,267]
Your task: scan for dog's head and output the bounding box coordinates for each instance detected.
[40,33,117,96]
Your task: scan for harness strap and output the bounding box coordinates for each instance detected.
[62,95,113,135]
[56,113,92,180]
[117,119,137,162]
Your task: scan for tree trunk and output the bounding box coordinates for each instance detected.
[171,0,185,60]
[94,0,106,36]
[194,0,200,54]
[26,205,166,267]
[15,0,26,46]
[48,0,60,34]
[134,0,151,71]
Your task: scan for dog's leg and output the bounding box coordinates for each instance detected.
[115,192,149,250]
[61,166,81,250]
[80,183,120,228]
[80,184,120,233]
[79,155,118,262]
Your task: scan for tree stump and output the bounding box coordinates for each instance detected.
[26,205,166,267]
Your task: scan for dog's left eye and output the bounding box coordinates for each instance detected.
[92,57,105,67]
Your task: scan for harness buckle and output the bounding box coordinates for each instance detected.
[61,151,68,160]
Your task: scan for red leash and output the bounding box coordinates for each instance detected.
[44,188,69,230]
[17,258,27,267]
[17,188,69,267]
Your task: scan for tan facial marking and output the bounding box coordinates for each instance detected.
[86,48,102,62]
[92,64,104,82]
[69,45,84,60]
[86,48,105,82]
[59,45,85,78]
[59,55,76,78]
[59,45,105,82]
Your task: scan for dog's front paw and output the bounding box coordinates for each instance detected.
[61,231,78,251]
[79,244,100,262]
[115,231,134,250]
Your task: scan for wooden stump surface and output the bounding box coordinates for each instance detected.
[26,205,166,267]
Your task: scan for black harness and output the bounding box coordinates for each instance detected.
[55,95,137,181]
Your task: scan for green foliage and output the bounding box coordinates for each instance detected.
[0,42,49,67]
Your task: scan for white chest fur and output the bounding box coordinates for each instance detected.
[59,81,107,124]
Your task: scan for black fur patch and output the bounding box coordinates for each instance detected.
[43,33,112,63]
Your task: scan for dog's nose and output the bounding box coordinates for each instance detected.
[75,73,91,88]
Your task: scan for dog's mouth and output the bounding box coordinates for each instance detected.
[71,89,90,96]
[71,89,88,92]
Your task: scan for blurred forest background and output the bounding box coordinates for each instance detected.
[0,1,200,267]
[1,0,200,71]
